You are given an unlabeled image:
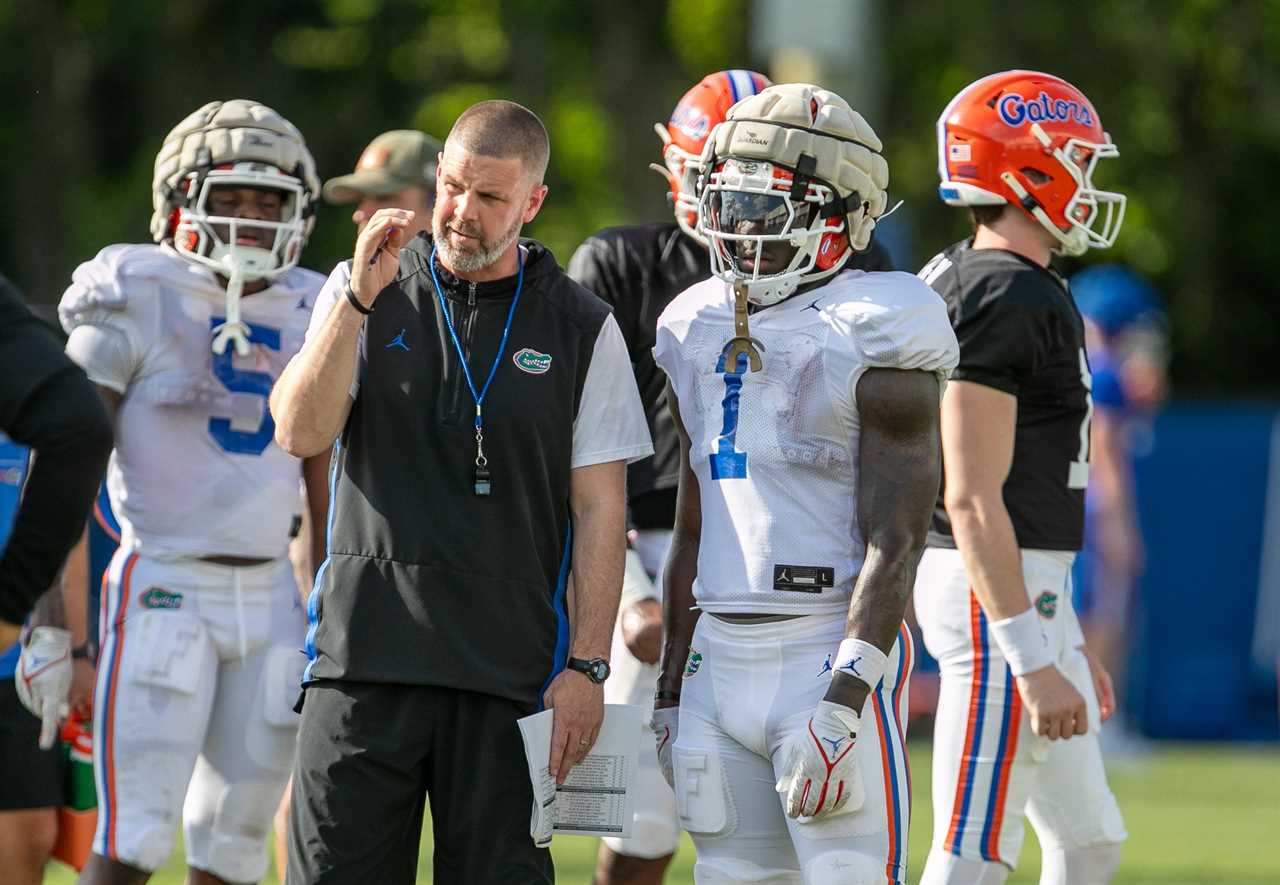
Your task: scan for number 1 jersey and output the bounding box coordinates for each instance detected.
[59,243,323,560]
[654,270,958,615]
[920,241,1092,551]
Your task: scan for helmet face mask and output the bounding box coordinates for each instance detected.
[657,136,705,242]
[1052,132,1125,254]
[171,162,310,280]
[700,158,845,305]
[937,70,1126,256]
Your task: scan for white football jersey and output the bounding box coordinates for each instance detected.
[654,269,959,614]
[60,244,323,560]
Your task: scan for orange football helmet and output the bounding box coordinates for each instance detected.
[937,70,1125,255]
[653,69,771,242]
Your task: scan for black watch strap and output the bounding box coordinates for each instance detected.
[71,643,94,661]
[344,282,373,315]
[566,656,610,684]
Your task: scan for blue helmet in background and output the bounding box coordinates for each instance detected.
[1070,264,1166,338]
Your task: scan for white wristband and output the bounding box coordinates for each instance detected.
[832,639,888,690]
[989,607,1054,676]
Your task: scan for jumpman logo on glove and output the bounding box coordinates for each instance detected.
[775,700,865,821]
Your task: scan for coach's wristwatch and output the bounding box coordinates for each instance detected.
[566,656,611,684]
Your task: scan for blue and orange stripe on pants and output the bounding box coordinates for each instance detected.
[93,551,138,859]
[870,623,914,884]
[944,593,1021,864]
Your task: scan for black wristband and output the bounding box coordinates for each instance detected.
[344,283,373,315]
[71,643,94,662]
[654,689,681,702]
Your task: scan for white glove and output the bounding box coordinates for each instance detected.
[651,706,679,789]
[775,700,865,820]
[15,627,73,750]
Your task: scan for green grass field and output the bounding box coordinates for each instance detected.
[44,742,1279,884]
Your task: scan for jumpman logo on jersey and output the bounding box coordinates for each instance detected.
[386,329,410,351]
[837,656,863,678]
[804,297,824,312]
[295,295,309,310]
[817,654,833,678]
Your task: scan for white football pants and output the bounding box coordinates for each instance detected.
[914,548,1127,882]
[675,610,913,884]
[92,549,305,882]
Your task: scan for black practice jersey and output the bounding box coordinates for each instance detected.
[922,241,1090,551]
[568,222,894,528]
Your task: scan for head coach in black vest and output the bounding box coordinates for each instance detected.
[271,100,652,884]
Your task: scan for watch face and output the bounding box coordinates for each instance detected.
[589,659,610,683]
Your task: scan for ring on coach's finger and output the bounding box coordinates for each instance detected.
[578,738,590,747]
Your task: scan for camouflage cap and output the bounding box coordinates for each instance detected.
[322,130,443,204]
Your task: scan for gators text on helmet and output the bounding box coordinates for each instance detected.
[937,70,1125,256]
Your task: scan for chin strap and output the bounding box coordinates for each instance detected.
[720,280,765,373]
[210,265,252,356]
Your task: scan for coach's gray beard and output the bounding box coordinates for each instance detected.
[435,216,522,275]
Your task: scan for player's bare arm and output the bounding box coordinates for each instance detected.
[544,458,626,784]
[620,595,661,665]
[826,367,943,714]
[942,378,1087,739]
[775,367,944,822]
[271,208,416,457]
[655,384,701,709]
[59,527,95,717]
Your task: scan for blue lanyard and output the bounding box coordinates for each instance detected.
[428,245,525,495]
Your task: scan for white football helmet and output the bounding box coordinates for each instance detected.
[151,99,319,354]
[697,83,889,306]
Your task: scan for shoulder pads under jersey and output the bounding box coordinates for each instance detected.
[833,271,959,375]
[58,244,176,333]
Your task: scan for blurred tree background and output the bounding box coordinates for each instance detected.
[0,0,1275,393]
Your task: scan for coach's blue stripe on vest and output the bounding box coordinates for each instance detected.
[301,439,341,685]
[538,521,574,709]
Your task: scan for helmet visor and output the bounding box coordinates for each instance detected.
[706,189,811,276]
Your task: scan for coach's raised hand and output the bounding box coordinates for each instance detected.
[350,207,415,310]
[273,206,418,459]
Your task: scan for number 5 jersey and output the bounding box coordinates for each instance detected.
[59,243,323,560]
[653,268,958,615]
